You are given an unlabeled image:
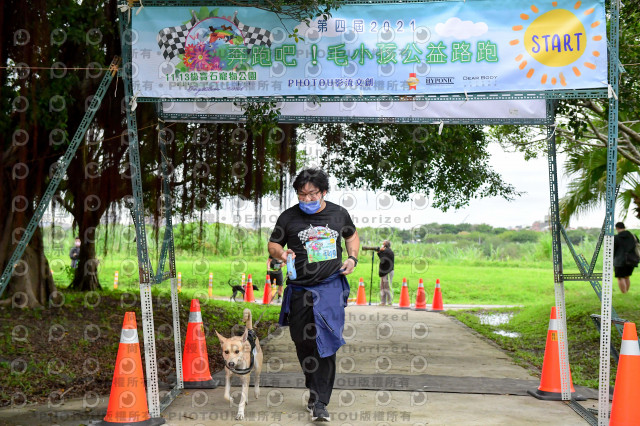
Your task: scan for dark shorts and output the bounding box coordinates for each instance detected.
[615,265,634,278]
[268,270,284,287]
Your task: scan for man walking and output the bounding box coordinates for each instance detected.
[377,240,395,305]
[268,167,359,422]
[613,222,638,293]
[69,237,81,269]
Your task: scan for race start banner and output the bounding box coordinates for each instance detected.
[131,0,608,99]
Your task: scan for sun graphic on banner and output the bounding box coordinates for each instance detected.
[511,1,602,86]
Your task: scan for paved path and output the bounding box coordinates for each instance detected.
[1,305,596,425]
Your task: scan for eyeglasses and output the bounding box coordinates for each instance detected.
[296,190,322,200]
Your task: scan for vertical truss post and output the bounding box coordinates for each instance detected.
[0,57,120,298]
[159,123,184,391]
[546,100,571,401]
[599,0,620,423]
[118,10,161,419]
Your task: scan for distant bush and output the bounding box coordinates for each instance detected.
[497,230,540,243]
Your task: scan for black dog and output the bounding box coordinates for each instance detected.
[228,279,259,302]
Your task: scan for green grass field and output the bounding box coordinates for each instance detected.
[48,250,614,306]
[43,229,640,389]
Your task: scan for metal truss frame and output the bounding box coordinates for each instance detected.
[0,1,619,424]
[118,0,622,422]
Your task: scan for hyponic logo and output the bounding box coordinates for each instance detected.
[424,77,454,85]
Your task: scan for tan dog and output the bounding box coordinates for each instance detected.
[215,308,263,420]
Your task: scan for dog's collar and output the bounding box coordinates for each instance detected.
[225,357,254,375]
[224,329,257,375]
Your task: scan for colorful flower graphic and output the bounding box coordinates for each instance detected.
[179,16,252,73]
[183,42,217,71]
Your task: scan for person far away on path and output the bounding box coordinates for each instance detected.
[613,221,639,294]
[268,167,360,422]
[69,237,80,269]
[377,240,395,306]
[266,255,284,303]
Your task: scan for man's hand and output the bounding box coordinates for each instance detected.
[280,249,295,263]
[340,258,356,275]
[268,242,295,263]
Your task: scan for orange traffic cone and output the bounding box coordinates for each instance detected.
[99,312,165,425]
[528,307,584,400]
[610,322,640,425]
[182,299,218,389]
[244,274,255,303]
[414,278,427,310]
[356,278,367,305]
[262,274,272,305]
[431,279,444,312]
[397,278,411,309]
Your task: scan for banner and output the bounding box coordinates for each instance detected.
[159,99,549,123]
[131,0,608,99]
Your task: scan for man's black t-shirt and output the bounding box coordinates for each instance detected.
[269,201,356,286]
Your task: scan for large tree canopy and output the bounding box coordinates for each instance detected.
[308,123,518,210]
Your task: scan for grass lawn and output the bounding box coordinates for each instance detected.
[0,292,280,407]
[18,249,640,397]
[448,291,640,388]
[49,251,602,305]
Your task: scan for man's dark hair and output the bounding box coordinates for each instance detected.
[615,222,626,229]
[292,167,329,193]
[383,240,391,248]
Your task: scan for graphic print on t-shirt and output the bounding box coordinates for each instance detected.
[298,225,339,263]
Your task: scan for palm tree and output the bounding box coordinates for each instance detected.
[559,147,640,226]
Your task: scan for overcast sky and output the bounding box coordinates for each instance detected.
[220,140,639,231]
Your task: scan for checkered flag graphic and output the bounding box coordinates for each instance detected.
[298,225,339,245]
[233,12,272,51]
[157,12,198,61]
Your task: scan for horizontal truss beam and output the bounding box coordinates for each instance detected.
[561,273,603,282]
[158,113,552,125]
[138,89,609,105]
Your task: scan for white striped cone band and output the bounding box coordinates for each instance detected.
[548,319,558,331]
[402,281,408,286]
[189,311,203,323]
[418,282,424,288]
[120,328,139,344]
[435,283,441,288]
[621,339,640,356]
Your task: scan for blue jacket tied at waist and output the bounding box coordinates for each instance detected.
[279,271,351,358]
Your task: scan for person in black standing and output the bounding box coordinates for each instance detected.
[377,240,395,306]
[266,256,284,303]
[69,237,81,269]
[268,167,360,422]
[613,222,638,294]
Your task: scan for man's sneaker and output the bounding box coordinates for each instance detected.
[306,394,315,413]
[312,402,330,422]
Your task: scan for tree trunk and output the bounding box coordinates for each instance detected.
[69,214,102,291]
[0,213,56,308]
